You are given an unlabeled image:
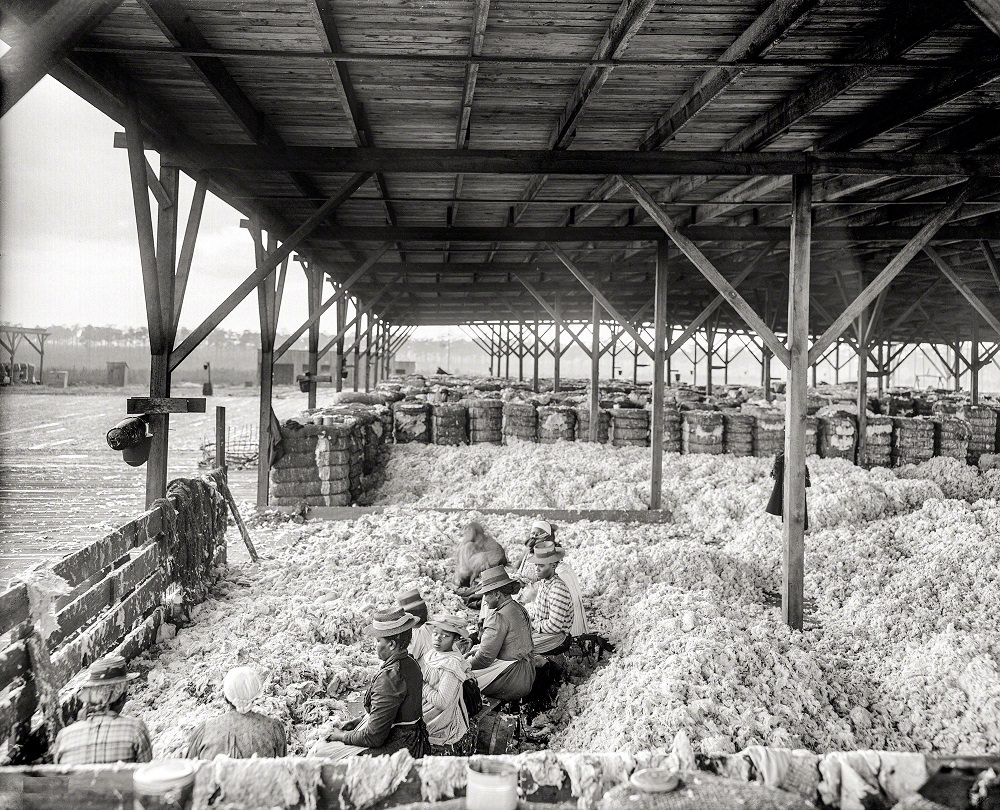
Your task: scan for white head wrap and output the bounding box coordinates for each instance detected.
[222,667,263,714]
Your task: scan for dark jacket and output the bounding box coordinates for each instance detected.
[765,451,811,530]
[341,650,427,757]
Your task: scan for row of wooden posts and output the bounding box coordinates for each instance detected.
[121,130,1000,630]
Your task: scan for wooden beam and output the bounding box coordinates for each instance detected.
[880,280,943,338]
[665,244,773,358]
[649,241,668,511]
[979,240,1000,294]
[509,0,658,227]
[130,143,1000,177]
[0,0,123,116]
[924,246,1000,338]
[514,275,594,356]
[126,397,206,414]
[317,283,399,359]
[808,182,974,364]
[621,175,790,367]
[172,175,208,337]
[169,172,370,370]
[273,246,387,361]
[783,175,811,630]
[965,0,1000,39]
[590,299,601,441]
[548,244,654,357]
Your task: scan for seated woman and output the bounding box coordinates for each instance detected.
[467,567,535,701]
[455,522,508,598]
[186,667,286,759]
[52,655,152,765]
[420,613,473,748]
[311,607,428,761]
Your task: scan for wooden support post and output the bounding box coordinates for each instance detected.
[633,341,640,386]
[783,174,811,631]
[954,338,962,392]
[724,333,731,386]
[147,164,179,507]
[532,320,540,393]
[335,297,346,392]
[255,228,277,509]
[215,405,227,470]
[666,323,672,386]
[857,305,869,464]
[972,318,981,404]
[352,301,362,392]
[517,323,525,382]
[364,315,373,392]
[610,329,619,378]
[306,265,321,409]
[650,241,668,510]
[834,342,841,385]
[877,341,885,398]
[504,323,511,379]
[553,301,562,392]
[763,342,772,402]
[590,299,601,442]
[705,324,715,396]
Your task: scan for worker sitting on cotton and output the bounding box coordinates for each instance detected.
[310,606,428,761]
[523,541,575,654]
[397,587,433,662]
[420,612,474,749]
[185,666,286,759]
[52,655,153,766]
[514,520,588,638]
[454,521,508,601]
[467,566,536,700]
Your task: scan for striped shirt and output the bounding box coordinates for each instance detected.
[529,575,574,636]
[53,711,153,766]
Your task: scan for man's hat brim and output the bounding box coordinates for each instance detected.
[78,671,140,687]
[363,614,421,637]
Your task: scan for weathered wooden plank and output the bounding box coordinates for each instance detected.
[50,526,133,588]
[0,585,29,638]
[0,641,30,686]
[0,679,36,745]
[125,396,207,414]
[49,570,166,693]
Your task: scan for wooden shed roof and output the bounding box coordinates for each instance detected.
[5,0,1000,342]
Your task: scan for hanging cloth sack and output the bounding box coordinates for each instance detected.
[765,451,811,530]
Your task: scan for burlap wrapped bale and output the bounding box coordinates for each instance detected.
[611,407,650,447]
[662,406,682,453]
[753,411,785,458]
[723,412,755,457]
[392,401,431,444]
[887,395,917,417]
[272,479,349,498]
[683,410,724,455]
[431,403,469,446]
[958,404,997,464]
[466,398,503,444]
[537,405,577,443]
[935,416,972,461]
[819,414,857,461]
[272,493,350,507]
[575,407,610,443]
[891,416,936,466]
[503,401,538,444]
[270,466,320,485]
[861,414,893,468]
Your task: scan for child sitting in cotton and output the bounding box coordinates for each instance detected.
[420,613,473,748]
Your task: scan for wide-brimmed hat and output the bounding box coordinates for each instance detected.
[363,606,422,637]
[529,519,553,538]
[474,566,517,595]
[396,588,426,612]
[526,540,565,566]
[425,612,472,639]
[77,654,139,687]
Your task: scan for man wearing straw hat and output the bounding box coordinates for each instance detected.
[523,542,575,655]
[311,606,428,761]
[467,566,535,700]
[514,521,588,638]
[52,654,152,765]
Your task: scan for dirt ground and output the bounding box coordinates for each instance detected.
[0,384,310,584]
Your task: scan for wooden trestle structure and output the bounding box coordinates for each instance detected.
[5,0,1000,627]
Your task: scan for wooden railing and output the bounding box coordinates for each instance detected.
[0,470,228,763]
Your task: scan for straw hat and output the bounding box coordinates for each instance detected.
[363,606,422,637]
[526,540,565,566]
[425,612,472,639]
[396,588,426,613]
[474,566,518,595]
[77,654,139,687]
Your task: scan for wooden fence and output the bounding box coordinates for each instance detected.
[0,470,228,763]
